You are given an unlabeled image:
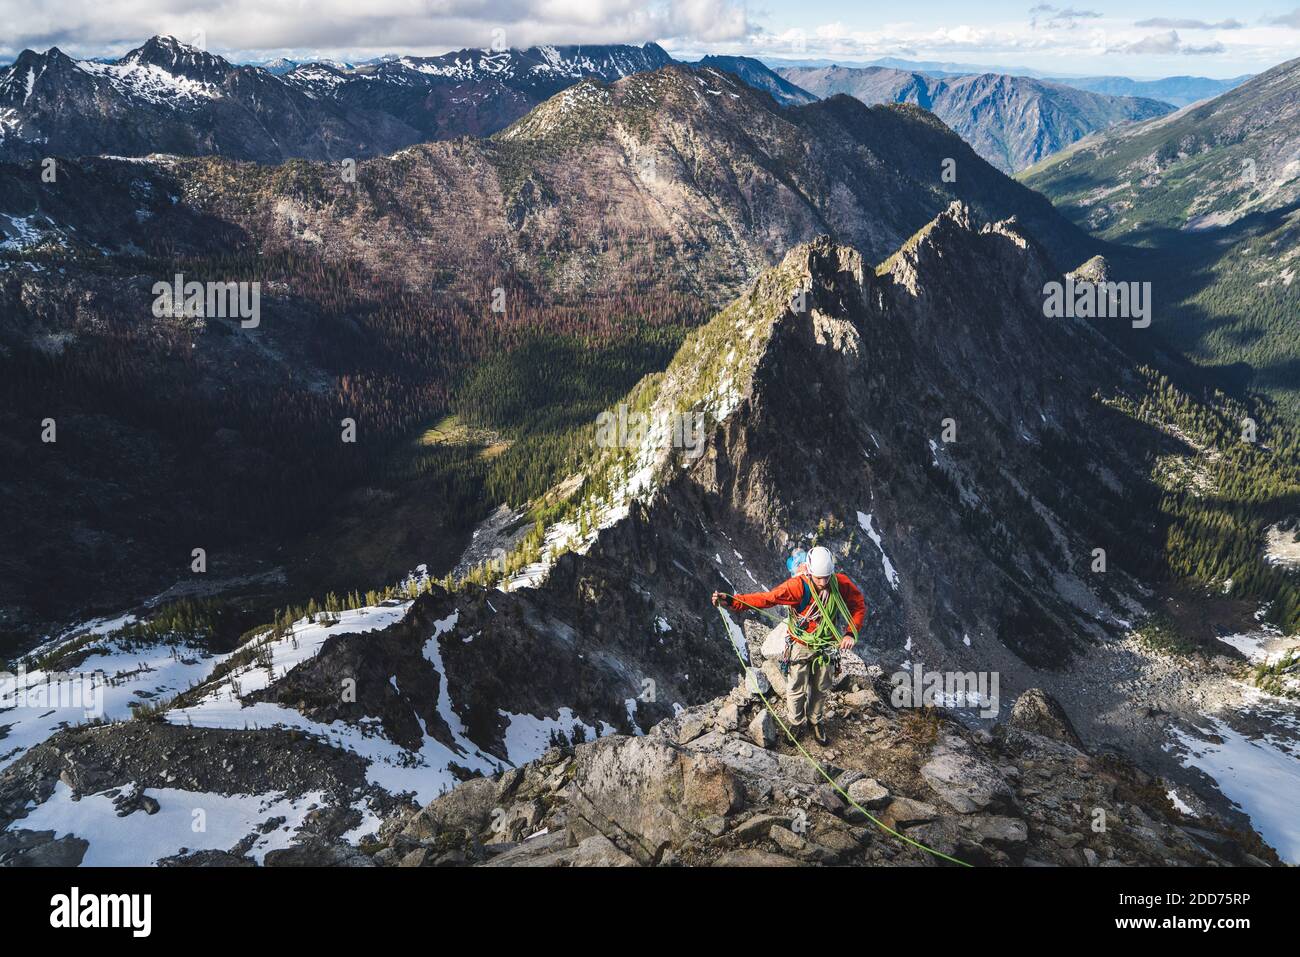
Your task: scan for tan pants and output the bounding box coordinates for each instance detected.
[786,640,832,728]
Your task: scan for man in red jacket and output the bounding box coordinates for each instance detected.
[711,546,866,745]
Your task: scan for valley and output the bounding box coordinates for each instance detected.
[1022,55,1300,416]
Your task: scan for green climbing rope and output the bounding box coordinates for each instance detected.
[715,599,972,868]
[728,577,856,665]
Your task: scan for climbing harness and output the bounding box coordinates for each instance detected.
[715,597,972,868]
[731,575,858,669]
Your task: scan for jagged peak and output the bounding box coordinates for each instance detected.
[121,35,233,78]
[3,46,76,78]
[777,234,867,299]
[1068,254,1110,283]
[489,233,869,584]
[876,200,1047,294]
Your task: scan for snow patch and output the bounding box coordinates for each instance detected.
[857,511,901,590]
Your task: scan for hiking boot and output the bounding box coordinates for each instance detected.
[811,723,829,746]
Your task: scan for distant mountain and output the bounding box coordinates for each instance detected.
[259,56,301,75]
[281,42,675,141]
[1052,74,1250,108]
[1021,56,1300,414]
[762,56,1050,77]
[0,36,419,162]
[694,55,816,106]
[760,57,1249,108]
[0,36,675,162]
[778,65,1174,173]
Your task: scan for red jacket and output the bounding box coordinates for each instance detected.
[729,574,867,645]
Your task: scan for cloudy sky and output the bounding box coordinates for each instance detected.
[2,0,1298,76]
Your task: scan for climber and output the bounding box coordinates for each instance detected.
[711,545,866,745]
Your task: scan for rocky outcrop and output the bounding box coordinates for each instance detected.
[1008,688,1087,751]
[363,682,1276,867]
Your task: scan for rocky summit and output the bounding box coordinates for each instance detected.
[366,665,1275,868]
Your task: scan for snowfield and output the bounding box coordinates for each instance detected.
[4,589,630,864]
[1,638,229,772]
[167,603,507,803]
[18,781,326,866]
[1169,710,1300,864]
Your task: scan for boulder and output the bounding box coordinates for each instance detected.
[769,825,829,863]
[398,848,435,867]
[715,702,742,732]
[676,713,711,746]
[682,754,745,819]
[920,735,1014,814]
[747,710,777,749]
[882,797,939,828]
[965,815,1029,846]
[481,829,572,867]
[1008,689,1086,751]
[843,688,879,710]
[760,623,789,659]
[730,813,792,842]
[568,736,740,865]
[762,660,789,698]
[572,834,637,867]
[846,778,891,810]
[400,775,498,841]
[496,799,546,841]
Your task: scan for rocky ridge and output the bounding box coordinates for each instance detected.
[365,656,1276,868]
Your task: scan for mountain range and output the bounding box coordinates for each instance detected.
[0,62,1099,646]
[0,36,673,163]
[1,35,1204,179]
[1056,74,1252,108]
[779,65,1174,173]
[764,57,1250,106]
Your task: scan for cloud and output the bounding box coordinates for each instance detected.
[1266,8,1300,28]
[0,0,753,60]
[1134,18,1244,30]
[1108,30,1226,55]
[1029,4,1102,29]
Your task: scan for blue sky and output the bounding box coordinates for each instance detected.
[712,1,1300,76]
[1,0,1298,77]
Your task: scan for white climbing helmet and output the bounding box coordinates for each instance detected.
[807,545,835,578]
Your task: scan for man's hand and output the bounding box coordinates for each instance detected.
[838,635,856,650]
[711,591,730,607]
